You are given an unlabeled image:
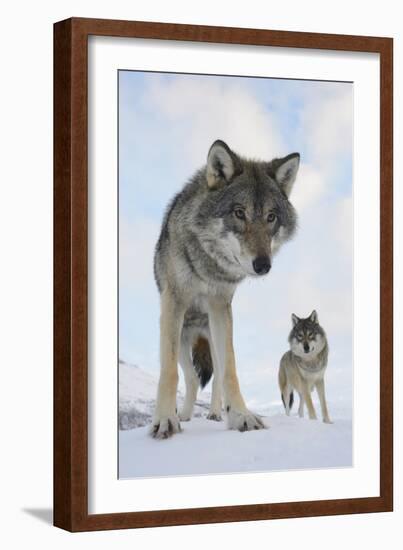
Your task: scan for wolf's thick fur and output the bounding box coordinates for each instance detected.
[151,139,300,438]
[278,311,332,423]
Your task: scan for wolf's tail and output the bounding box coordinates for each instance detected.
[281,391,294,411]
[192,337,214,388]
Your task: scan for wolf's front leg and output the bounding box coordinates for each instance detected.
[208,298,266,431]
[298,393,305,418]
[207,368,223,421]
[316,379,333,424]
[151,288,185,439]
[178,344,199,422]
[301,385,317,420]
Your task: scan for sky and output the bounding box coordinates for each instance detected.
[118,70,353,411]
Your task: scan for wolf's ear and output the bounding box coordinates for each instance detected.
[206,140,242,189]
[273,153,300,197]
[309,310,318,323]
[291,313,299,327]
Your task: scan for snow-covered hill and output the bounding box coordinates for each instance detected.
[118,359,352,478]
[119,359,210,430]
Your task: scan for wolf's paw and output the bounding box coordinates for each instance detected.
[207,412,222,421]
[227,409,267,432]
[323,418,334,424]
[150,415,182,439]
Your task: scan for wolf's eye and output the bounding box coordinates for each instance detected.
[267,212,276,223]
[297,332,303,340]
[234,208,246,220]
[308,332,314,338]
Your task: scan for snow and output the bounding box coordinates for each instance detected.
[120,415,352,479]
[119,360,352,479]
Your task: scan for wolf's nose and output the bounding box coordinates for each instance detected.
[252,256,271,275]
[304,343,310,353]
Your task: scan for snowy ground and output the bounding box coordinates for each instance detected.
[119,360,352,479]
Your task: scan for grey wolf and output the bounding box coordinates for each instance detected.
[278,310,332,423]
[151,139,300,438]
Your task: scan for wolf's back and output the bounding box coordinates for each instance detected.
[153,171,205,293]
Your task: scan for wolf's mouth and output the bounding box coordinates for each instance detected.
[304,346,315,355]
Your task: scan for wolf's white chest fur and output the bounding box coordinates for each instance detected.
[297,361,326,384]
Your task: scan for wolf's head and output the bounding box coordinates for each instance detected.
[200,139,300,277]
[288,310,327,359]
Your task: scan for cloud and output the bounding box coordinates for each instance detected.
[291,163,326,211]
[333,196,353,259]
[298,86,353,169]
[119,216,160,290]
[145,75,286,166]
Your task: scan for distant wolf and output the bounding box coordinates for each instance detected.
[278,310,332,423]
[151,139,300,438]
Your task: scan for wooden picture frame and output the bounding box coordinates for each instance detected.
[54,17,393,531]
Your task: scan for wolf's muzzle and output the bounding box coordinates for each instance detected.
[252,256,271,275]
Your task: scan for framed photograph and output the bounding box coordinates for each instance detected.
[54,17,393,531]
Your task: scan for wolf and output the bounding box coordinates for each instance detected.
[278,310,332,423]
[151,139,300,438]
